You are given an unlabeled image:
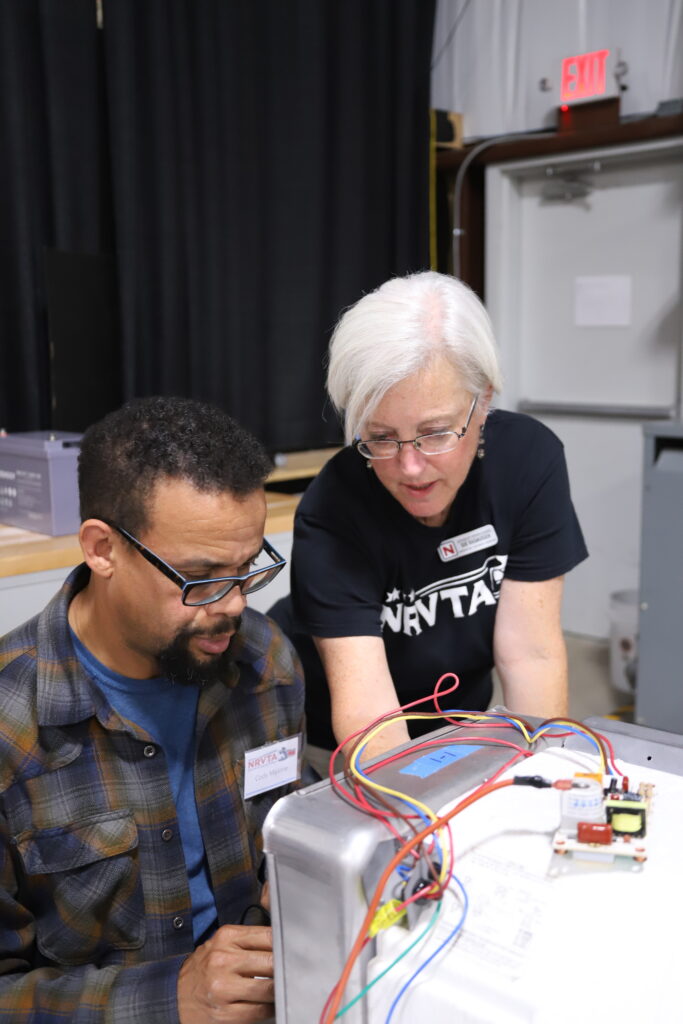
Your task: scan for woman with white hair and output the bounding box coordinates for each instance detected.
[283,271,587,765]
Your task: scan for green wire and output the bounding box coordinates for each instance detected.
[335,900,443,1019]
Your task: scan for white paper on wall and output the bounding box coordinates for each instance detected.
[574,274,632,326]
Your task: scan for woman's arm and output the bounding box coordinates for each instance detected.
[313,635,410,759]
[492,576,569,719]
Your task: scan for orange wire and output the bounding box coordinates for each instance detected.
[320,776,515,1023]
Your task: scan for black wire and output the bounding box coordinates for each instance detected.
[239,903,271,927]
[431,0,475,71]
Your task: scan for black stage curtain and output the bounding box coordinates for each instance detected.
[0,0,113,431]
[2,0,435,449]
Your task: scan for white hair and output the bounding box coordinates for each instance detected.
[327,272,504,444]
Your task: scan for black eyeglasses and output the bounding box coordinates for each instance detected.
[354,394,479,460]
[109,523,286,607]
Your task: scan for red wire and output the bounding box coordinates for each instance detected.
[319,777,515,1023]
[318,937,371,1023]
[333,734,532,866]
[328,679,536,849]
[368,735,532,774]
[330,672,464,774]
[319,670,629,1020]
[326,672,464,822]
[324,749,529,1021]
[601,731,623,775]
[322,676,623,1010]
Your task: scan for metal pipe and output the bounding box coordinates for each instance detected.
[452,131,550,279]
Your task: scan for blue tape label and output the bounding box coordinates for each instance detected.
[399,744,481,779]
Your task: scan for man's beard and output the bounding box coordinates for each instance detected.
[157,615,242,687]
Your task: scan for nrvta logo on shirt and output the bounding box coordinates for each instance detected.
[381,555,508,636]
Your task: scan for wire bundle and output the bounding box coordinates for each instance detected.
[319,674,622,1023]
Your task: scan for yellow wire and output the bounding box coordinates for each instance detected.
[347,708,609,841]
[431,709,535,744]
[349,716,457,884]
[531,720,607,773]
[349,719,440,821]
[347,708,533,884]
[341,708,609,962]
[348,710,535,793]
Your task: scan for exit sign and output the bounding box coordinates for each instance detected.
[560,49,616,105]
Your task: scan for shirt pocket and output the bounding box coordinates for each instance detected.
[14,809,145,966]
[233,759,293,843]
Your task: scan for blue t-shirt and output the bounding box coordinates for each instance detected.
[70,630,217,941]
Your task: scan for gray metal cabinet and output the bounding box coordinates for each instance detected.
[636,421,683,733]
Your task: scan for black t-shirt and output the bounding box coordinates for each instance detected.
[287,410,588,747]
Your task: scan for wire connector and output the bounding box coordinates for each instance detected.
[513,775,552,789]
[368,899,407,937]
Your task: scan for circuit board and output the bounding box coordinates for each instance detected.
[549,774,654,875]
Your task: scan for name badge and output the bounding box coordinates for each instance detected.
[243,735,301,799]
[438,524,498,562]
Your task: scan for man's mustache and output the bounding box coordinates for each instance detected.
[184,616,242,639]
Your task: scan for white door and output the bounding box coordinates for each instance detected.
[486,137,683,638]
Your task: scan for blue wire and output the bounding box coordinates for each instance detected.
[434,709,612,773]
[363,707,608,773]
[437,707,524,731]
[353,742,445,865]
[353,743,436,827]
[384,874,469,1024]
[529,723,610,768]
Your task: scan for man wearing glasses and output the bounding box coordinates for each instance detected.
[0,396,303,1023]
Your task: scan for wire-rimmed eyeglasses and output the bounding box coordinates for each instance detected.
[109,523,286,606]
[353,394,479,460]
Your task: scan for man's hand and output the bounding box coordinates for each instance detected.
[260,882,270,914]
[177,924,274,1023]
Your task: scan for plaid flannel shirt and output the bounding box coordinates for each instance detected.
[0,565,304,1023]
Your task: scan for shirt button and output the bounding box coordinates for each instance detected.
[161,828,173,842]
[143,744,156,758]
[172,916,184,930]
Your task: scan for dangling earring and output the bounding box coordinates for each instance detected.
[366,460,373,471]
[477,423,485,459]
